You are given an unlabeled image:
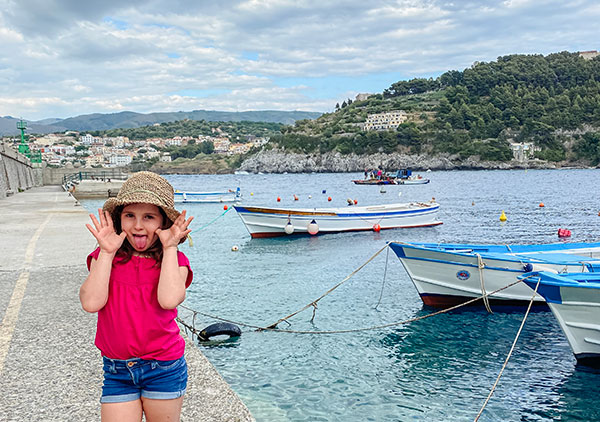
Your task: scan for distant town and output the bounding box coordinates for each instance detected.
[1,128,269,169]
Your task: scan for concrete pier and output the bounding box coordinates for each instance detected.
[0,186,254,421]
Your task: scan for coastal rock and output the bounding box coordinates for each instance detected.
[238,149,555,173]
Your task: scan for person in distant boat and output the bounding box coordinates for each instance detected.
[80,171,194,422]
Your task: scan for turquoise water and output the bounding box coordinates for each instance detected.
[81,169,600,421]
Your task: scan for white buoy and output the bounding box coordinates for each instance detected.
[284,222,294,235]
[307,219,319,235]
[231,245,239,251]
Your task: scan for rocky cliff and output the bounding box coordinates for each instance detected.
[238,149,558,173]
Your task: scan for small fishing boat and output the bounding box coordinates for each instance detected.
[353,169,430,185]
[352,178,398,185]
[174,187,241,203]
[234,202,442,238]
[520,271,600,365]
[389,241,600,308]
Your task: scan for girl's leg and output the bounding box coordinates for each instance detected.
[141,396,184,422]
[101,400,143,422]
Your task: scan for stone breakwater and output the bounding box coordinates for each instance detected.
[238,149,561,173]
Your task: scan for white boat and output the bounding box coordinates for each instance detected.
[521,271,600,366]
[174,187,241,203]
[388,242,600,308]
[233,202,442,238]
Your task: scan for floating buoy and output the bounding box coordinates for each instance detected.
[308,195,312,199]
[539,202,545,207]
[307,219,319,235]
[499,211,507,222]
[223,205,228,210]
[322,190,326,194]
[293,194,299,201]
[277,196,281,202]
[284,222,294,235]
[558,228,571,238]
[231,245,239,251]
[373,224,381,232]
[353,199,357,205]
[250,192,254,196]
[198,322,242,341]
[327,196,332,202]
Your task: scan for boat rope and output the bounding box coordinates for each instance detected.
[476,253,493,314]
[177,278,525,336]
[194,206,233,232]
[263,243,391,329]
[374,245,391,310]
[474,274,540,421]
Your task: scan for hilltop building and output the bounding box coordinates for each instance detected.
[579,50,599,60]
[363,110,407,131]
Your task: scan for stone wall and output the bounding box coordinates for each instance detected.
[0,143,37,199]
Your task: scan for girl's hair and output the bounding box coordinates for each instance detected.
[110,205,174,265]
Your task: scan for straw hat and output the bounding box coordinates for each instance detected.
[103,171,180,224]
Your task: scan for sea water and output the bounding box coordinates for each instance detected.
[81,169,600,422]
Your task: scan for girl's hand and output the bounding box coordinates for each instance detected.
[157,210,193,249]
[85,209,126,254]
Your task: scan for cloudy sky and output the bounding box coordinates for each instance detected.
[1,0,599,121]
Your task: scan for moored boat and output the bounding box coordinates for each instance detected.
[520,271,600,366]
[234,202,442,238]
[174,187,241,203]
[389,241,600,308]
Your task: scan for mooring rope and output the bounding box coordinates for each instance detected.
[177,278,525,336]
[194,206,233,232]
[263,242,391,329]
[473,274,541,422]
[374,245,391,310]
[476,253,493,314]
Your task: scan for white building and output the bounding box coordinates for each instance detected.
[509,142,540,162]
[363,110,407,131]
[109,155,132,166]
[80,133,95,145]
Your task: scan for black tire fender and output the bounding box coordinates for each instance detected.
[199,322,242,341]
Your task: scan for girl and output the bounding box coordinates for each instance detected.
[80,171,194,422]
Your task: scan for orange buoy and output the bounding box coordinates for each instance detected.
[293,195,299,201]
[373,224,381,232]
[223,205,228,210]
[353,199,358,205]
[539,202,545,207]
[277,196,281,202]
[327,196,332,202]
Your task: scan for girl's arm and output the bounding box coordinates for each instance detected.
[157,210,193,309]
[80,209,126,313]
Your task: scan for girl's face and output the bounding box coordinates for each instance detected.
[120,203,164,252]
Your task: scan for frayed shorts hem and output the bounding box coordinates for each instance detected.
[101,388,186,403]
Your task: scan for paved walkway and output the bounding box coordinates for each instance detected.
[0,186,254,421]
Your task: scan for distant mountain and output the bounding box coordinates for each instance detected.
[0,110,322,136]
[0,116,67,137]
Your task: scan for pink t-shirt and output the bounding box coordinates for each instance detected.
[87,248,193,360]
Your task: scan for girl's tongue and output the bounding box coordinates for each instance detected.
[132,234,148,250]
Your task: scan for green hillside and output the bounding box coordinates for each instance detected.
[273,51,600,164]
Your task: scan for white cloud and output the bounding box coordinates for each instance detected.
[0,0,599,120]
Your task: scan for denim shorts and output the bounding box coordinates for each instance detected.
[101,355,188,403]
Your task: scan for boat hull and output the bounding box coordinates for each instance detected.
[389,242,600,308]
[174,190,241,203]
[234,203,442,238]
[522,273,600,364]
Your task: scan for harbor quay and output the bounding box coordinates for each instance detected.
[0,186,254,421]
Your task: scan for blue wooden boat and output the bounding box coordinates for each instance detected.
[174,187,241,203]
[389,241,600,308]
[520,271,600,365]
